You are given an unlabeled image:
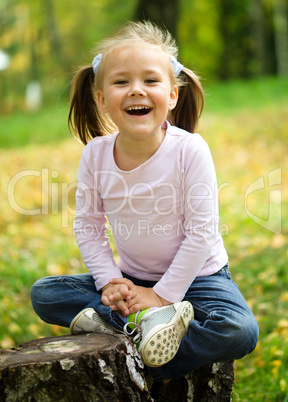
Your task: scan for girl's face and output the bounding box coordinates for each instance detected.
[96,46,178,140]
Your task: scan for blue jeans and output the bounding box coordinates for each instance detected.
[31,264,258,381]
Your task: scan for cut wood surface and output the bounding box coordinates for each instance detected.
[0,333,234,401]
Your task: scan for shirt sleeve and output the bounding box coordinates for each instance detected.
[153,136,220,302]
[74,147,123,291]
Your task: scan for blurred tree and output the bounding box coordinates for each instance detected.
[272,0,288,75]
[1,0,288,112]
[249,0,277,76]
[249,0,269,76]
[134,0,179,39]
[43,0,62,61]
[178,0,221,78]
[216,0,254,80]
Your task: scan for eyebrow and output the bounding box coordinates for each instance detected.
[108,68,163,79]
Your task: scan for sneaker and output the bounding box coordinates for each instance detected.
[70,308,117,334]
[124,301,193,367]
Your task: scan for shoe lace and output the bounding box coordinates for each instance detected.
[123,322,142,344]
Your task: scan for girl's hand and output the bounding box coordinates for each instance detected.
[101,283,131,316]
[109,278,171,314]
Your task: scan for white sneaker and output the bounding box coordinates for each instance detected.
[70,308,117,334]
[124,301,193,367]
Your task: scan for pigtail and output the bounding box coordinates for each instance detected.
[68,66,109,145]
[169,68,204,133]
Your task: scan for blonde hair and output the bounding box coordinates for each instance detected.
[68,21,204,145]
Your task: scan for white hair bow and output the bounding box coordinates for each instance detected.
[92,53,103,74]
[171,56,183,76]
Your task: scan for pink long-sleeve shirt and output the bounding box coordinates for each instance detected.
[74,122,228,303]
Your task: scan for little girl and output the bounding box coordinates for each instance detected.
[31,21,258,380]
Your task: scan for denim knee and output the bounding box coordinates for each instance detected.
[30,278,47,316]
[31,276,62,319]
[225,311,259,359]
[240,312,259,355]
[31,279,41,303]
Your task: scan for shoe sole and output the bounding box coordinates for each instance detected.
[140,301,194,367]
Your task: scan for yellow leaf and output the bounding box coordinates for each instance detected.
[280,379,287,392]
[280,292,288,302]
[277,319,288,328]
[1,336,15,349]
[272,366,279,377]
[271,360,282,367]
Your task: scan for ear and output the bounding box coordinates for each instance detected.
[96,90,109,113]
[168,85,178,111]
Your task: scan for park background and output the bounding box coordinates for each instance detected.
[0,0,288,400]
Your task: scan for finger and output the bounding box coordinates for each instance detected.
[125,296,142,311]
[109,295,131,303]
[110,287,132,302]
[109,303,118,311]
[114,299,130,316]
[109,288,131,302]
[126,303,143,315]
[108,292,121,301]
[109,278,133,288]
[117,284,132,300]
[101,295,111,307]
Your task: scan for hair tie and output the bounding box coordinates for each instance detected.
[92,53,103,74]
[171,56,183,76]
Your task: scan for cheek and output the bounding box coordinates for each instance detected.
[154,89,171,105]
[107,88,123,104]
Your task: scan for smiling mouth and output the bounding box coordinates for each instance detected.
[125,106,152,116]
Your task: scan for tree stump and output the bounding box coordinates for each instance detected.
[0,334,234,401]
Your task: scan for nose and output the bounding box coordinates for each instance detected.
[128,81,146,97]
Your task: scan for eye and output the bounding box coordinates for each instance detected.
[114,80,128,85]
[145,79,158,84]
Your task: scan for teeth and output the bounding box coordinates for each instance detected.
[126,106,150,111]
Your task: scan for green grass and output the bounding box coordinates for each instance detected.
[231,246,288,401]
[205,75,288,114]
[1,76,288,400]
[0,101,71,148]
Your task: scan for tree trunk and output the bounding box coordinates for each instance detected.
[217,0,254,79]
[43,0,62,60]
[248,0,268,76]
[134,0,179,40]
[0,334,234,401]
[273,0,288,75]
